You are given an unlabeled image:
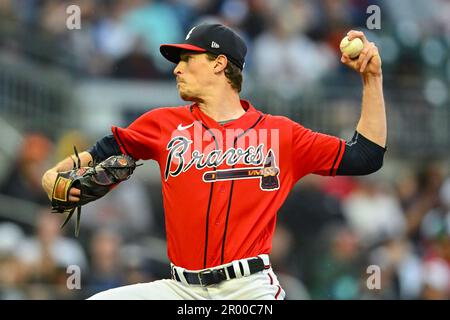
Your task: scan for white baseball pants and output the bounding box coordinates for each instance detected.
[88,255,285,300]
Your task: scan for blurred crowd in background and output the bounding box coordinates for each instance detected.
[0,0,450,299]
[1,0,450,89]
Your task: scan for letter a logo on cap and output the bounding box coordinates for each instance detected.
[185,27,196,40]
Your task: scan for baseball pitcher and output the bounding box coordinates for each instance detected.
[41,24,386,299]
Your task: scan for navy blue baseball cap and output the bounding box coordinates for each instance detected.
[160,24,247,70]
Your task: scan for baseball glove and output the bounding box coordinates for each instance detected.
[51,147,139,236]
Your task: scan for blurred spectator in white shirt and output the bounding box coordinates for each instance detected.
[15,208,88,276]
[252,6,336,98]
[343,175,406,247]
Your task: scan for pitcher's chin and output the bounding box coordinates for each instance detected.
[179,91,197,102]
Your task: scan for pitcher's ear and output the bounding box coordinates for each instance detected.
[213,54,228,73]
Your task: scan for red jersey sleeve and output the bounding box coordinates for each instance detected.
[111,109,161,161]
[292,122,345,181]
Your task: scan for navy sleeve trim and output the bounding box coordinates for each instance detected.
[87,134,123,163]
[336,131,386,176]
[329,139,343,176]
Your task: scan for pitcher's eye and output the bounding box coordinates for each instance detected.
[180,55,191,62]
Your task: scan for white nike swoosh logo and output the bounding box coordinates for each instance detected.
[177,122,195,131]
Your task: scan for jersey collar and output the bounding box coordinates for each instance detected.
[190,99,263,131]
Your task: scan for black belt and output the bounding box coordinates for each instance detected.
[172,257,267,286]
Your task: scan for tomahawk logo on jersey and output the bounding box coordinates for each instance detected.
[112,100,344,270]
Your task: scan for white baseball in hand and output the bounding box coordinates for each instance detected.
[340,36,364,59]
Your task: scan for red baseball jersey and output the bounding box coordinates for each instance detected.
[112,100,345,270]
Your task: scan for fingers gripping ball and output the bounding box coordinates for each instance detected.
[340,36,364,59]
